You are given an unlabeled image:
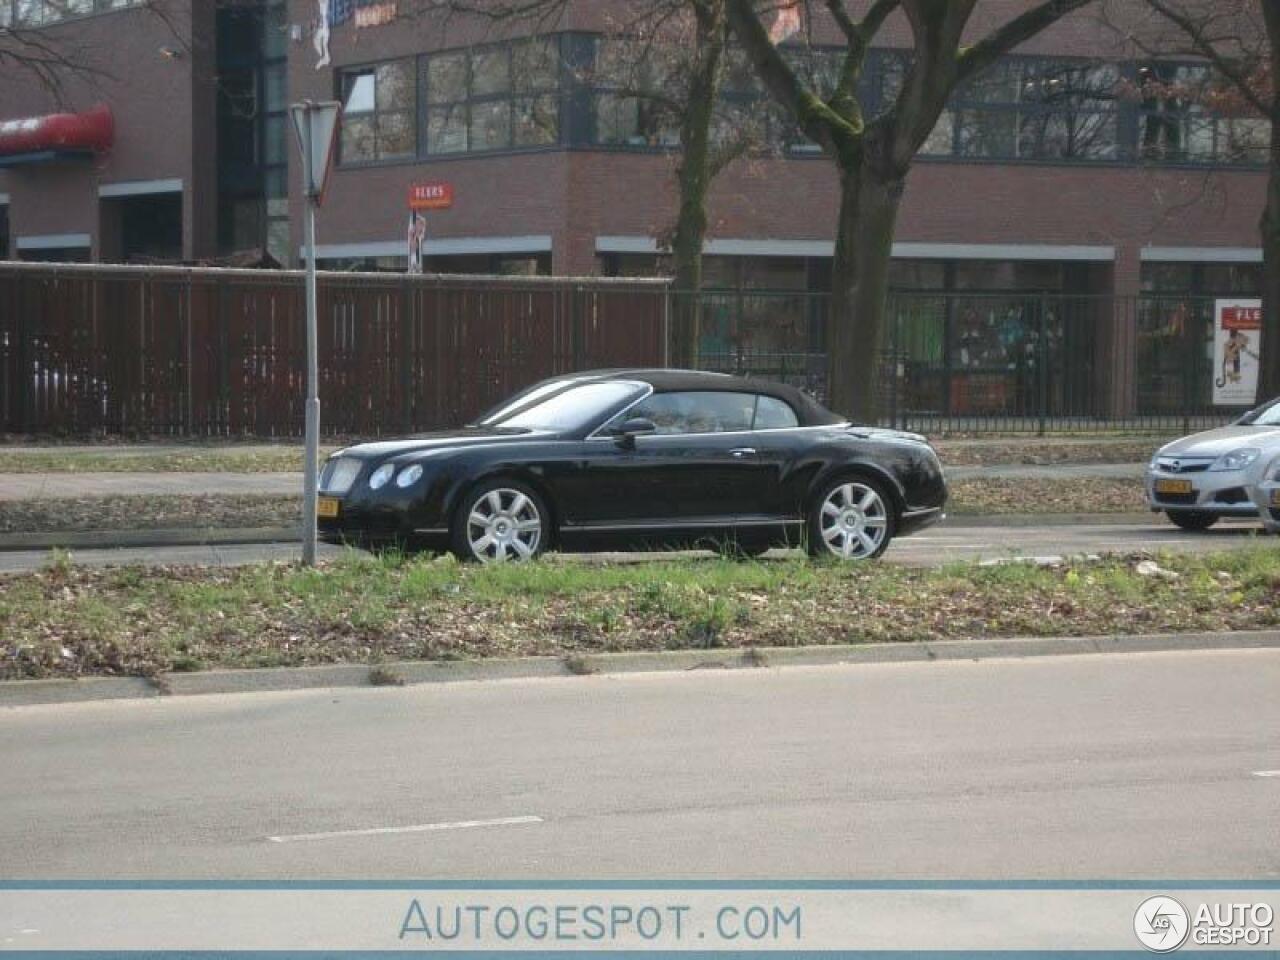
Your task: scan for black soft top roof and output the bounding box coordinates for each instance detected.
[573,368,847,428]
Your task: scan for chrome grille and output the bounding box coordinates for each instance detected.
[320,457,362,494]
[1155,458,1212,474]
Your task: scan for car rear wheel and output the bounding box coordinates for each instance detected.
[1166,510,1219,532]
[807,477,894,560]
[452,480,548,563]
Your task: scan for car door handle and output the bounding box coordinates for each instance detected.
[730,447,757,457]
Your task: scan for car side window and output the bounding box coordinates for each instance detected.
[753,395,799,430]
[610,391,757,435]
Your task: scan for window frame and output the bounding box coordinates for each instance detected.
[4,0,142,28]
[423,36,564,159]
[334,36,566,168]
[337,57,418,166]
[596,390,804,438]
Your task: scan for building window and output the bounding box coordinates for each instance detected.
[425,37,561,155]
[941,58,1121,161]
[1137,62,1269,165]
[216,0,289,262]
[340,59,416,163]
[5,0,140,26]
[590,38,680,147]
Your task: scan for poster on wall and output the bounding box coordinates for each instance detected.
[1212,298,1263,406]
[407,212,426,274]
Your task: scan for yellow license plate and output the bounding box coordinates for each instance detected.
[317,496,341,518]
[1155,478,1193,495]
[1271,489,1280,507]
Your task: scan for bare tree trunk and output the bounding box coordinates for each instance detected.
[827,164,903,421]
[669,2,727,369]
[1260,111,1280,401]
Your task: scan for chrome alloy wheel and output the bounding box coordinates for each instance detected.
[818,482,889,560]
[466,488,543,562]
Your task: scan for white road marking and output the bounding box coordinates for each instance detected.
[265,814,543,844]
[1252,770,1280,778]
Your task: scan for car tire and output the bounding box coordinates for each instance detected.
[1166,510,1219,532]
[807,476,895,561]
[451,479,549,563]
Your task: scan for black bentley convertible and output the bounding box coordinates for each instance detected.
[318,370,947,562]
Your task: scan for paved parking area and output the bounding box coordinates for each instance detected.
[0,518,1269,574]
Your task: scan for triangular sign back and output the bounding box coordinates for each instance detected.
[290,100,342,204]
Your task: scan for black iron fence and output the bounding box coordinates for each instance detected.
[0,261,1247,436]
[686,289,1241,434]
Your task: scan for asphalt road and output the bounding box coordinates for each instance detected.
[1,648,1277,878]
[0,518,1271,572]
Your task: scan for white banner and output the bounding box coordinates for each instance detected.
[1213,298,1263,406]
[0,886,1276,952]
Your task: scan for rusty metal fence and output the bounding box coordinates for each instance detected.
[0,263,668,436]
[0,262,1247,436]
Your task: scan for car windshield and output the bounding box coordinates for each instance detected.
[1238,398,1280,426]
[477,381,645,432]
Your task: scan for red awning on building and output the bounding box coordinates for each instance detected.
[0,104,113,165]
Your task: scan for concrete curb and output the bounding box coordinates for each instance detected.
[0,527,300,552]
[944,512,1156,528]
[4,629,1278,708]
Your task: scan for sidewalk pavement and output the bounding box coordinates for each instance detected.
[0,472,299,501]
[0,463,1147,502]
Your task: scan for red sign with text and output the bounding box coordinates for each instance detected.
[408,182,454,211]
[1221,305,1262,331]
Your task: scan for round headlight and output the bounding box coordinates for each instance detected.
[1212,447,1261,472]
[396,464,424,488]
[368,464,395,490]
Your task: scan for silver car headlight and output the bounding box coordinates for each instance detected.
[320,456,362,495]
[368,463,396,490]
[395,464,424,488]
[1211,447,1261,471]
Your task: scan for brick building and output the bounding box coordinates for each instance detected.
[0,0,1270,419]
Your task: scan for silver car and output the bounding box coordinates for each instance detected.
[1146,397,1280,531]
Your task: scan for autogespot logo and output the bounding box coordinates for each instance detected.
[1134,896,1191,952]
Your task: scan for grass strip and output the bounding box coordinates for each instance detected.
[2,546,1277,681]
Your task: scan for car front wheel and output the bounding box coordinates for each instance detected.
[808,477,895,560]
[451,480,548,563]
[1166,510,1219,532]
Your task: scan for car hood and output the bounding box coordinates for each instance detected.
[1159,424,1280,457]
[334,427,553,461]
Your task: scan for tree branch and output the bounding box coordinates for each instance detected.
[957,0,1098,84]
[1143,0,1272,117]
[725,0,855,157]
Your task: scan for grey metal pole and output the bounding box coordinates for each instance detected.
[301,120,320,566]
[302,197,320,565]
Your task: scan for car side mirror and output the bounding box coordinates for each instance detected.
[611,417,657,449]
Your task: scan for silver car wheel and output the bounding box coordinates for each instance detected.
[818,482,888,560]
[466,488,542,563]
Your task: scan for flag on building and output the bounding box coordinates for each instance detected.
[768,0,802,43]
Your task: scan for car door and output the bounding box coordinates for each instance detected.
[745,393,811,520]
[558,390,769,528]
